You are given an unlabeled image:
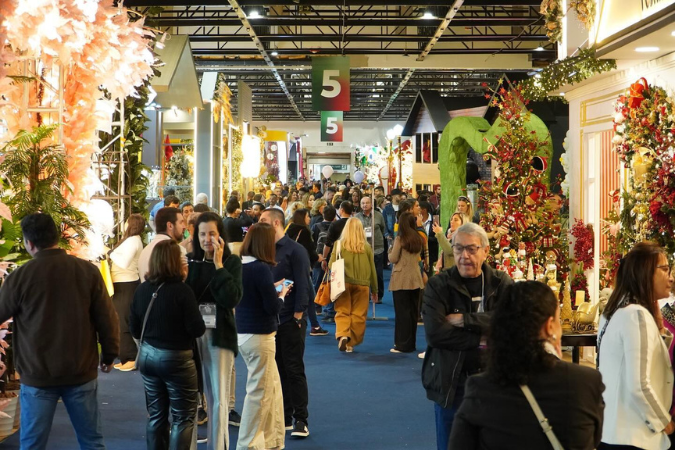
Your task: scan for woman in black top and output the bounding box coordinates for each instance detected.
[185,212,243,450]
[448,281,604,450]
[130,239,206,450]
[236,223,290,450]
[285,209,328,336]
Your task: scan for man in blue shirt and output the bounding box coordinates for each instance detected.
[149,187,176,231]
[259,208,311,439]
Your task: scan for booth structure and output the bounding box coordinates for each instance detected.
[562,0,675,302]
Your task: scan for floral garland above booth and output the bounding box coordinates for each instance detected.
[0,0,157,259]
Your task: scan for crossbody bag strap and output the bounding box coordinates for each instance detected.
[519,385,564,450]
[596,318,610,367]
[139,282,165,345]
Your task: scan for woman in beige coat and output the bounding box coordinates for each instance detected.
[388,212,425,353]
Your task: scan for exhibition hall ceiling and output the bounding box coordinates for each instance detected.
[126,0,554,120]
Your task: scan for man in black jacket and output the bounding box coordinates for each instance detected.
[421,222,512,450]
[223,199,254,244]
[260,208,312,439]
[0,213,119,449]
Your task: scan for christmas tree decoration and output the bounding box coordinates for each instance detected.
[527,259,535,281]
[479,86,568,281]
[604,78,675,268]
[519,48,616,102]
[164,139,194,203]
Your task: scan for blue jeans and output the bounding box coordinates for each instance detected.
[21,378,105,450]
[435,383,465,450]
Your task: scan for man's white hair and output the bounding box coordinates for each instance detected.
[452,222,489,248]
[195,193,208,205]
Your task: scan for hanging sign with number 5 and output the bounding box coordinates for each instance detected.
[321,111,343,142]
[312,56,350,111]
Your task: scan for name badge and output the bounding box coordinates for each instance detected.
[365,226,372,238]
[199,303,217,329]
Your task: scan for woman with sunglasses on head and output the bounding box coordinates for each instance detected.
[236,223,288,450]
[456,196,478,225]
[130,239,206,449]
[186,212,243,450]
[448,281,604,449]
[598,242,675,450]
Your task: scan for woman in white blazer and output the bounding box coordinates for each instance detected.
[598,242,675,450]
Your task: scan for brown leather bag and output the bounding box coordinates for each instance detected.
[314,271,331,306]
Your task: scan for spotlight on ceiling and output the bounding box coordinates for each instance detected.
[422,11,435,19]
[248,10,261,18]
[271,51,278,56]
[635,46,659,52]
[535,46,545,51]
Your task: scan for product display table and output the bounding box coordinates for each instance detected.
[561,333,597,364]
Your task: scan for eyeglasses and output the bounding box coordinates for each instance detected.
[657,264,672,276]
[452,244,481,255]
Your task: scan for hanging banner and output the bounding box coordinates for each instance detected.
[312,56,350,111]
[321,111,343,142]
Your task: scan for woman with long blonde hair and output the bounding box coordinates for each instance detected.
[328,218,378,352]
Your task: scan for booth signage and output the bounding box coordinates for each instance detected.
[312,56,350,111]
[595,0,675,44]
[321,111,343,142]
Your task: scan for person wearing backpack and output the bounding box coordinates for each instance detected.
[355,196,385,304]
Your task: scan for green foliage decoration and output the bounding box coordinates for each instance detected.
[0,125,90,249]
[519,48,616,102]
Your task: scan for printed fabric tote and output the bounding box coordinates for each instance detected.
[330,240,346,302]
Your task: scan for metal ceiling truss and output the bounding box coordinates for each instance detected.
[127,1,554,120]
[216,68,505,121]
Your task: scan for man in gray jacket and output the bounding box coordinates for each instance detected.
[355,196,386,303]
[421,222,512,450]
[0,213,119,449]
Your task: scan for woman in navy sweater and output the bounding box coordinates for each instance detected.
[236,223,291,450]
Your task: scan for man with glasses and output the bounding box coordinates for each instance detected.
[420,222,512,450]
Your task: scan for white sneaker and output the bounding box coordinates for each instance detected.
[197,437,208,444]
[418,352,426,359]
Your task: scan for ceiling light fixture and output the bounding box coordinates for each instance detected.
[672,30,675,37]
[423,11,435,19]
[535,46,544,51]
[635,46,659,52]
[248,10,261,18]
[271,51,278,56]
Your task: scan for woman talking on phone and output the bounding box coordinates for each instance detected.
[186,212,243,450]
[235,223,289,450]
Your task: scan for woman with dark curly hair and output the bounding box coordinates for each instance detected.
[597,242,674,450]
[448,281,604,449]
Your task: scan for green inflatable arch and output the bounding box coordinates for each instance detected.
[437,114,553,229]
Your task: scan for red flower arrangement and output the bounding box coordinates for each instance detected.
[570,219,594,270]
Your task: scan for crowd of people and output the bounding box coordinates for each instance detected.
[2,178,675,450]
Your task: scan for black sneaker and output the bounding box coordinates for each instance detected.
[285,419,293,431]
[228,410,241,427]
[309,327,329,336]
[197,408,208,425]
[291,420,309,438]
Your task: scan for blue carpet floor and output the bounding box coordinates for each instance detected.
[1,271,436,449]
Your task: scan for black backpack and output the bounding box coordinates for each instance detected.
[315,222,330,255]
